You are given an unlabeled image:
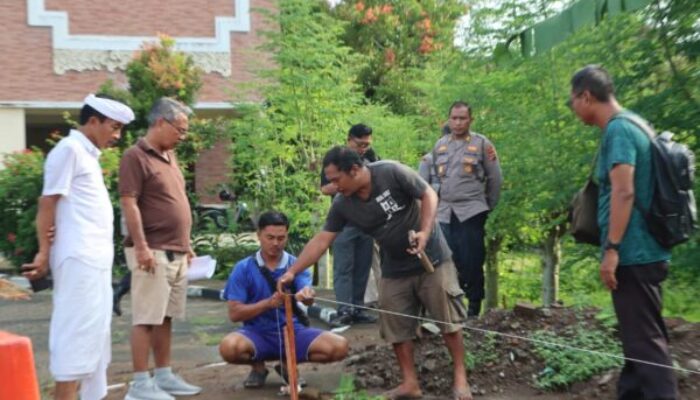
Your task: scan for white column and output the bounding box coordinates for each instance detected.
[0,108,26,167]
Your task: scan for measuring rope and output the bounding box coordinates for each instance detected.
[312,296,700,376]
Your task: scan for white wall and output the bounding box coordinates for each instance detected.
[0,108,26,168]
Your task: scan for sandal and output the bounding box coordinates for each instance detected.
[243,368,268,388]
[274,363,307,388]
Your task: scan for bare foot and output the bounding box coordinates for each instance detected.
[383,383,423,399]
[453,384,473,400]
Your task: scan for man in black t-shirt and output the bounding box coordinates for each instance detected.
[280,147,472,400]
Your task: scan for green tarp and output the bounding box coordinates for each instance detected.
[513,0,654,57]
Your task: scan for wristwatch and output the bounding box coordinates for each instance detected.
[603,238,621,252]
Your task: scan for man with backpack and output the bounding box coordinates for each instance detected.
[569,65,678,400]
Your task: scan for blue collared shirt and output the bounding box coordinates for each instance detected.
[223,250,311,331]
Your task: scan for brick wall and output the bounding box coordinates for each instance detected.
[0,0,274,102]
[0,0,276,201]
[195,139,232,204]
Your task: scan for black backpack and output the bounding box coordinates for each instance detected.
[616,114,697,248]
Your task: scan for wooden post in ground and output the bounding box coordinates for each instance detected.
[283,294,299,400]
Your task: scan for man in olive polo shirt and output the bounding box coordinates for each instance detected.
[119,97,201,400]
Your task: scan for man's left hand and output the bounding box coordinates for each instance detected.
[600,250,619,291]
[295,286,315,306]
[187,247,196,264]
[407,230,428,255]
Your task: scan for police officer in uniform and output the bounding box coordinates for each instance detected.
[431,101,502,317]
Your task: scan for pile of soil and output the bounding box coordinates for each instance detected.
[345,306,700,398]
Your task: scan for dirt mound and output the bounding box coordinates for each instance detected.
[345,306,700,399]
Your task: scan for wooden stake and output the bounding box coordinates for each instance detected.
[283,293,299,399]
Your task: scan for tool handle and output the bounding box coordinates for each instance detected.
[283,295,299,399]
[408,230,435,273]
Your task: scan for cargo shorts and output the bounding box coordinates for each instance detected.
[378,260,467,343]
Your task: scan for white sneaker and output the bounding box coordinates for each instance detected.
[154,372,202,396]
[124,378,174,400]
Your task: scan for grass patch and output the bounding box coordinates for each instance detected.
[189,314,222,327]
[464,331,499,370]
[194,331,226,346]
[531,325,622,390]
[333,375,383,400]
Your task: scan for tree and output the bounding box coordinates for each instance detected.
[228,0,365,245]
[330,0,464,114]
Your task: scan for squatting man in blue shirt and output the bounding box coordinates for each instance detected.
[218,211,349,389]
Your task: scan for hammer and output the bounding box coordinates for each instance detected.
[408,230,435,273]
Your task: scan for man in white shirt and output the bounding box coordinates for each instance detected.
[22,94,134,400]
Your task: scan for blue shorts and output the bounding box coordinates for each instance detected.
[238,326,324,362]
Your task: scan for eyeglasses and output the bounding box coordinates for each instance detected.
[350,137,371,149]
[164,119,188,136]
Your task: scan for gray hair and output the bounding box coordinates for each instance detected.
[147,97,192,126]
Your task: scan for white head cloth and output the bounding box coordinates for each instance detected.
[83,94,135,124]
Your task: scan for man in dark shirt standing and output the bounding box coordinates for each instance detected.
[281,147,472,400]
[320,124,378,325]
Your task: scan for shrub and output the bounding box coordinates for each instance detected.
[0,149,45,267]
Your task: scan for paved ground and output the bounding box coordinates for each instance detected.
[0,281,369,399]
[1,280,570,399]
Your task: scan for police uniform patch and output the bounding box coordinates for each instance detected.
[437,145,448,153]
[486,145,497,161]
[467,145,478,152]
[464,165,473,174]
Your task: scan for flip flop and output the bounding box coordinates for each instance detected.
[243,368,268,388]
[274,363,307,388]
[453,387,473,400]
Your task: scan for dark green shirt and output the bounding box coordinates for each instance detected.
[596,111,670,266]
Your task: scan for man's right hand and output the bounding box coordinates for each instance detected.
[135,245,156,274]
[277,271,295,293]
[321,182,338,196]
[267,291,284,309]
[21,252,49,281]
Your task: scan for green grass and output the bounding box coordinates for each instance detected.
[189,314,222,327]
[497,244,699,322]
[464,331,499,370]
[333,375,384,400]
[194,331,226,346]
[531,325,623,390]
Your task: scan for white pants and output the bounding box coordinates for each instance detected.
[50,258,112,400]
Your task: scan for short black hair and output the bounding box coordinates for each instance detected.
[257,211,289,230]
[322,146,363,173]
[79,93,116,125]
[570,65,615,102]
[348,123,372,139]
[448,100,472,117]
